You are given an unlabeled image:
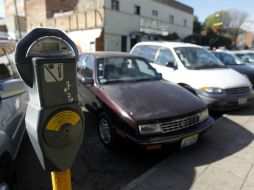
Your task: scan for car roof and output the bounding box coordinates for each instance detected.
[214,50,234,55]
[231,50,254,54]
[80,51,143,59]
[133,41,201,48]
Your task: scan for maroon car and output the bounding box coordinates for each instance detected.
[77,52,214,149]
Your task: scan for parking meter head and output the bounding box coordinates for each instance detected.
[14,28,84,171]
[15,28,78,88]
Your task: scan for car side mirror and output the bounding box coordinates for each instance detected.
[157,73,162,80]
[166,61,177,70]
[0,79,26,99]
[83,78,94,86]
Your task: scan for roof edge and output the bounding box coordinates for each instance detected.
[153,0,193,14]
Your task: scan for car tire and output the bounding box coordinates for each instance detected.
[97,112,118,148]
[0,155,14,190]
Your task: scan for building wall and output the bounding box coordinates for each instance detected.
[4,0,25,17]
[76,0,105,12]
[104,0,193,51]
[45,0,78,18]
[23,0,193,52]
[5,15,26,39]
[25,0,47,30]
[25,0,78,31]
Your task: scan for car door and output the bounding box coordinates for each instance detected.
[2,92,27,157]
[153,47,177,82]
[0,76,28,158]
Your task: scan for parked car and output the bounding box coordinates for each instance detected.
[212,51,254,87]
[0,41,28,189]
[77,52,214,149]
[130,42,253,110]
[233,50,254,64]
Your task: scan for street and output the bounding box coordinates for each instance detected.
[14,101,254,190]
[14,111,169,190]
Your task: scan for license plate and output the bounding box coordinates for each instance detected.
[238,98,247,105]
[181,134,199,148]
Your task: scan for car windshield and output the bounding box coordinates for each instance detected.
[247,53,254,59]
[220,53,243,65]
[174,47,226,70]
[96,57,160,84]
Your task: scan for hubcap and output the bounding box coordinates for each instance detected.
[99,118,111,144]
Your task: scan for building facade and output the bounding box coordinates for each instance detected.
[24,0,193,52]
[3,0,26,39]
[103,0,193,51]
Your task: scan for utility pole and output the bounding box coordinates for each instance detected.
[13,0,22,39]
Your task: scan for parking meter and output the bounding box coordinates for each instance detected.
[15,28,84,172]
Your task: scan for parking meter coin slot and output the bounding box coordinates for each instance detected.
[43,110,82,148]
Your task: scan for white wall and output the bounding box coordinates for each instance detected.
[104,0,193,51]
[68,28,102,53]
[104,0,193,36]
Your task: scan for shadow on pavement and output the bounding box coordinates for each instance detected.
[123,116,254,190]
[225,99,254,116]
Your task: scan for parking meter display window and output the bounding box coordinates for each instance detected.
[28,37,74,56]
[34,58,78,108]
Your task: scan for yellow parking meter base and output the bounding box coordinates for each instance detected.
[51,169,72,190]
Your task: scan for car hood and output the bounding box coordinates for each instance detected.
[182,68,251,89]
[228,64,254,76]
[101,80,205,121]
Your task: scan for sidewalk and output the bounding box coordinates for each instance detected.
[122,108,254,190]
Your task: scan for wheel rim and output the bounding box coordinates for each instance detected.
[99,118,111,144]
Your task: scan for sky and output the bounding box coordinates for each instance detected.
[178,0,254,22]
[0,0,4,17]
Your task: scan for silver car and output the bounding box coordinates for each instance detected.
[0,41,28,189]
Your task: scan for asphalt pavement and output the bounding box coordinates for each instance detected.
[122,104,254,190]
[14,101,254,190]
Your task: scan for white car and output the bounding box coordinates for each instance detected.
[131,42,253,110]
[232,50,254,64]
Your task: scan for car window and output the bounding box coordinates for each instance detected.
[155,47,175,66]
[136,59,157,76]
[81,55,94,78]
[96,57,159,84]
[174,47,225,69]
[131,45,159,62]
[77,55,87,73]
[220,53,240,65]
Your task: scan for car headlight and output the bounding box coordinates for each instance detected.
[199,109,209,121]
[199,87,223,94]
[138,123,162,135]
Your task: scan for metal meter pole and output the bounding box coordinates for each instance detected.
[51,169,72,190]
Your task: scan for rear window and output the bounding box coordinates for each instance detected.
[131,45,159,62]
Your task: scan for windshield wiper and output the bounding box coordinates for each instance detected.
[101,79,127,84]
[132,77,159,82]
[193,65,226,69]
